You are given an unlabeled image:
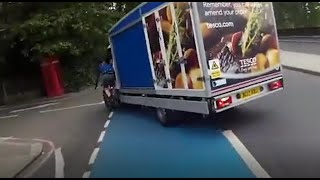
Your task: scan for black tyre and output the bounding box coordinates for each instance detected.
[156,108,180,127]
[103,91,112,109]
[103,91,109,108]
[111,89,121,108]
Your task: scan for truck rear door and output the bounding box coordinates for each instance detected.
[193,2,283,96]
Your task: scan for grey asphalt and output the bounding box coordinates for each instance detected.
[1,70,320,178]
[0,88,107,178]
[212,68,320,178]
[0,39,319,178]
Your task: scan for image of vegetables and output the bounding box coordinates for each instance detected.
[165,5,186,68]
[240,3,264,57]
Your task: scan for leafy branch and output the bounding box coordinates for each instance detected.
[240,4,263,57]
[166,6,185,67]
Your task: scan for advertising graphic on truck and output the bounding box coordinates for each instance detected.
[195,2,281,91]
[144,3,205,90]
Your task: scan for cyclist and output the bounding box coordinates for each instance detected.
[94,46,115,97]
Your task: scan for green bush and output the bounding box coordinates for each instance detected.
[8,2,126,91]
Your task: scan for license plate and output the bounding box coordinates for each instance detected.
[239,87,261,99]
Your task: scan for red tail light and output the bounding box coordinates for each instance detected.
[216,96,232,109]
[268,80,282,91]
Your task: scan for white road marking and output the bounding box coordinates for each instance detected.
[97,131,106,143]
[0,136,13,142]
[223,130,271,178]
[83,113,113,177]
[0,107,7,111]
[54,147,65,178]
[104,120,111,128]
[89,148,100,165]
[82,171,91,178]
[10,103,59,113]
[39,101,104,113]
[0,114,18,119]
[108,112,114,119]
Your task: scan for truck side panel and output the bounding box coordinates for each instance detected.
[110,21,154,89]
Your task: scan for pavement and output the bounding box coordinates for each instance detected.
[0,139,42,178]
[280,50,320,75]
[279,39,320,75]
[279,36,320,44]
[0,39,319,178]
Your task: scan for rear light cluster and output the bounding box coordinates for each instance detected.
[216,96,232,109]
[268,79,283,91]
[215,79,283,110]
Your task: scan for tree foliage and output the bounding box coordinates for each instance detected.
[273,2,320,29]
[0,2,319,91]
[0,2,141,91]
[0,2,141,60]
[11,3,121,61]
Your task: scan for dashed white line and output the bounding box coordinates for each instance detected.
[0,115,18,119]
[82,171,91,178]
[54,147,65,178]
[39,101,104,113]
[10,102,59,113]
[89,148,100,165]
[97,131,106,143]
[104,120,111,128]
[108,112,114,119]
[83,112,113,177]
[222,130,271,178]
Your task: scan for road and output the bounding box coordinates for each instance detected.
[214,68,320,178]
[86,69,320,178]
[0,89,107,178]
[1,68,320,178]
[89,106,258,178]
[0,45,320,177]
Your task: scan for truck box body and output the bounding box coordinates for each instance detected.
[109,2,283,114]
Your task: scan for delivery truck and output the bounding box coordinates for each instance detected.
[108,2,284,126]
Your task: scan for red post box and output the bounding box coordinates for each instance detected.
[41,56,64,97]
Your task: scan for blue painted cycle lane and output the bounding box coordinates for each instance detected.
[90,107,255,178]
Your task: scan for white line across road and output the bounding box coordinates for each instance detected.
[10,103,60,114]
[39,101,104,113]
[54,147,65,178]
[0,107,8,111]
[0,136,13,143]
[0,114,18,119]
[222,130,271,178]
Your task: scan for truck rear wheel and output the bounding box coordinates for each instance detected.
[156,108,178,127]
